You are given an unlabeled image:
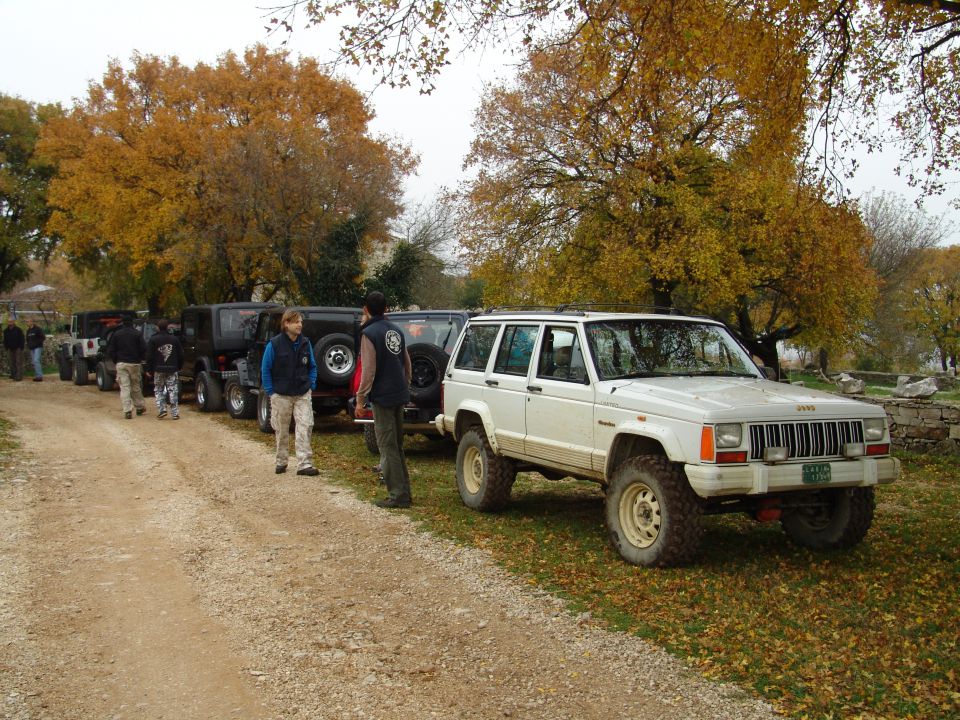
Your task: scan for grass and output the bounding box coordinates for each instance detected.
[785,370,960,403]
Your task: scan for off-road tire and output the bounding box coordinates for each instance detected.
[314,333,356,387]
[605,455,703,567]
[225,379,255,419]
[456,426,516,511]
[58,346,72,381]
[73,356,89,386]
[781,487,875,551]
[408,343,449,408]
[363,423,379,455]
[196,371,224,412]
[95,361,115,392]
[256,391,273,434]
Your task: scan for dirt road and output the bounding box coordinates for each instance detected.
[0,377,777,720]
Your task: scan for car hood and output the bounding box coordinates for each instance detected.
[600,376,882,422]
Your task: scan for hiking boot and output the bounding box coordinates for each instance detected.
[375,497,411,509]
[157,409,168,419]
[296,467,320,477]
[275,465,287,474]
[124,411,132,419]
[135,407,146,416]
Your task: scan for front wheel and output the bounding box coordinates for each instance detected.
[781,487,875,550]
[225,379,256,419]
[196,371,224,412]
[256,391,273,433]
[96,361,115,391]
[455,427,516,511]
[605,456,703,567]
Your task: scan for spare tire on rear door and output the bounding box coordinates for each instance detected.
[314,333,356,386]
[407,343,449,408]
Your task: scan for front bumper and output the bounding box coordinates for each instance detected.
[684,456,900,498]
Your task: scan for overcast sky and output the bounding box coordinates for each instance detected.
[1,0,955,242]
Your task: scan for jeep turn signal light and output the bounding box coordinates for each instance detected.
[700,427,715,462]
[866,443,890,456]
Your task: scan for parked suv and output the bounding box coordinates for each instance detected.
[179,303,278,411]
[437,307,900,567]
[224,306,363,431]
[58,309,137,385]
[352,309,472,454]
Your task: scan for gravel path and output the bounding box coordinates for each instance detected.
[0,377,779,719]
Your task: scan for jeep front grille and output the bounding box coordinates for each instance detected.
[748,420,864,461]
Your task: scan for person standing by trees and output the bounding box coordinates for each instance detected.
[145,319,183,420]
[106,316,146,419]
[261,309,320,476]
[356,291,413,508]
[24,318,45,381]
[3,316,24,381]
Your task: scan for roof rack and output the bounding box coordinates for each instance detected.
[482,305,582,315]
[555,303,682,315]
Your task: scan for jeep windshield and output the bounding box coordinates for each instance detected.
[584,319,761,381]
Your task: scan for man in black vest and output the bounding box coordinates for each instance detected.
[356,291,413,508]
[261,309,319,476]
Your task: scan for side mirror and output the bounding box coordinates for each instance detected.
[761,366,778,381]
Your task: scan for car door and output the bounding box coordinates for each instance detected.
[524,325,595,472]
[485,323,540,457]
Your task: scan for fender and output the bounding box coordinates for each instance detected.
[604,420,686,479]
[453,401,499,452]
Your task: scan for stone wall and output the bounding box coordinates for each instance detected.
[0,336,66,377]
[843,370,957,391]
[854,396,960,455]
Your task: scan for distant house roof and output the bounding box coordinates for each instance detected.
[18,284,56,294]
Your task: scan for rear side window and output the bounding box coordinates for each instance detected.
[454,324,500,371]
[219,308,260,338]
[182,313,197,340]
[493,325,540,376]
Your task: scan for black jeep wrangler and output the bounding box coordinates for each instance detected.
[179,303,278,411]
[59,310,137,385]
[352,309,472,454]
[224,305,363,431]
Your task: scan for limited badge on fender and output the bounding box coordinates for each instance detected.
[385,329,402,354]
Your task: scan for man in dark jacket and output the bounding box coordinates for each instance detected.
[106,317,147,419]
[261,309,319,476]
[3,317,25,381]
[25,318,45,381]
[145,319,183,419]
[356,291,413,508]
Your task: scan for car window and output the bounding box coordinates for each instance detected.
[394,316,464,353]
[536,327,588,383]
[454,324,499,371]
[493,325,540,376]
[218,308,260,339]
[182,313,197,340]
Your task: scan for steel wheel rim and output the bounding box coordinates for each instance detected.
[197,381,206,406]
[463,445,483,494]
[411,357,438,388]
[619,481,661,549]
[324,344,354,378]
[227,384,243,411]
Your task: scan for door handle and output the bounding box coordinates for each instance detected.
[485,379,499,386]
[527,385,542,392]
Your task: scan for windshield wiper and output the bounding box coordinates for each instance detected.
[685,370,759,377]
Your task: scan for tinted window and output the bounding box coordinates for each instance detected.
[218,308,260,338]
[182,313,197,340]
[493,325,539,376]
[393,315,465,353]
[454,324,500,371]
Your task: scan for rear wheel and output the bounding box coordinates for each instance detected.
[196,371,224,412]
[225,379,256,419]
[605,455,703,567]
[73,356,89,386]
[58,346,73,381]
[256,391,273,433]
[95,361,115,391]
[455,427,516,511]
[781,487,875,550]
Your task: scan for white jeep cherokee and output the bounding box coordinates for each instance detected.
[435,308,899,567]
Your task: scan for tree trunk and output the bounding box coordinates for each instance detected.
[819,348,828,374]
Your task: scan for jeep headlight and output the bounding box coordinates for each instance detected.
[863,417,885,441]
[714,423,742,448]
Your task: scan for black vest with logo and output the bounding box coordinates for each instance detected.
[361,316,409,407]
[269,333,312,396]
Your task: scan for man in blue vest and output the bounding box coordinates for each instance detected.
[261,309,320,476]
[356,291,412,508]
